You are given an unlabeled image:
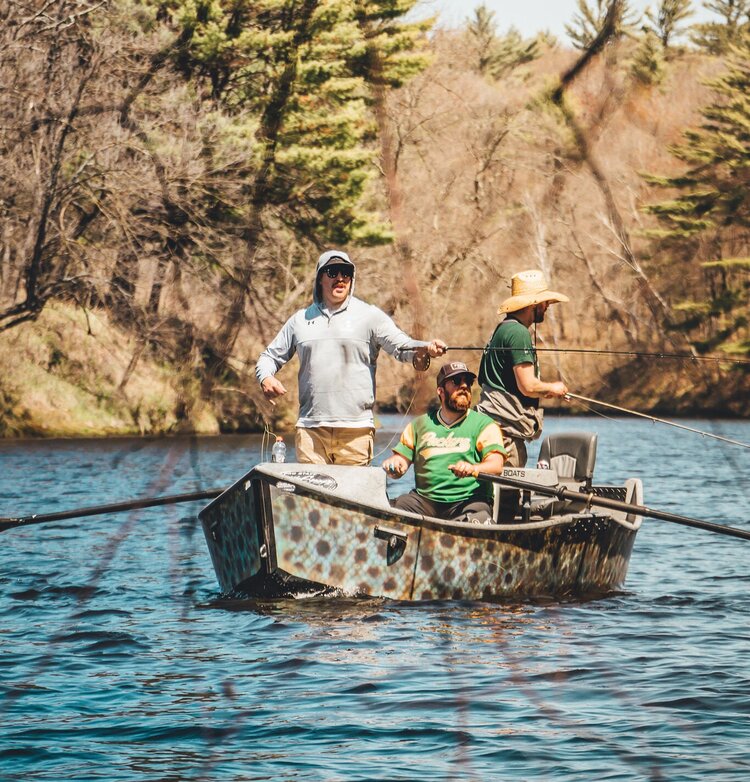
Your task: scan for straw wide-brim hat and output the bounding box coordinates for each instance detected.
[498,270,569,314]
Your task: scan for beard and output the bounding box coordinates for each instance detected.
[533,304,546,323]
[445,388,471,413]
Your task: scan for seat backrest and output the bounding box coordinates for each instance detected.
[607,478,644,524]
[537,432,598,488]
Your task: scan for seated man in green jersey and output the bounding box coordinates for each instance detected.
[382,361,507,523]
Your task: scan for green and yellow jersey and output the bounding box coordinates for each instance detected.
[394,409,506,503]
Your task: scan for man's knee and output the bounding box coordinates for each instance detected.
[391,491,432,516]
[391,492,417,512]
[456,500,493,525]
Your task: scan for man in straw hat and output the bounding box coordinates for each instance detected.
[382,361,506,523]
[476,269,569,469]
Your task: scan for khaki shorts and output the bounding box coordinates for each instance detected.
[295,426,374,466]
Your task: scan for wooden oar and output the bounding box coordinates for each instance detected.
[477,472,750,542]
[0,488,224,533]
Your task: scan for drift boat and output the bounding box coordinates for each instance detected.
[198,432,645,601]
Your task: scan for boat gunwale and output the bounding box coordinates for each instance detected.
[198,462,640,599]
[204,463,642,539]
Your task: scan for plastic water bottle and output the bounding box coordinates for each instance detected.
[271,436,286,463]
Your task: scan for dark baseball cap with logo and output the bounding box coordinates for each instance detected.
[436,361,477,387]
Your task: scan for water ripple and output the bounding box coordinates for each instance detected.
[0,421,749,781]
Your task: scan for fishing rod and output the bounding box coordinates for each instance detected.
[566,393,750,450]
[407,349,749,448]
[478,472,750,542]
[0,488,224,533]
[447,346,750,365]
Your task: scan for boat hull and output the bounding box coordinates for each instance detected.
[199,464,639,601]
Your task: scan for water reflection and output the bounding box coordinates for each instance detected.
[1,417,748,781]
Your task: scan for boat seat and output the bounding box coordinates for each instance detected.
[608,478,644,524]
[528,431,599,517]
[537,431,598,490]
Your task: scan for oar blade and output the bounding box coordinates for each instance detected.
[0,488,224,533]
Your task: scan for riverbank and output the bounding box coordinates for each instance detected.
[0,303,746,438]
[0,304,220,437]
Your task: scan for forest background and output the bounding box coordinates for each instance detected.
[0,0,748,437]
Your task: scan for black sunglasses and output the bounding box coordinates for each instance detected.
[323,265,353,280]
[446,374,474,388]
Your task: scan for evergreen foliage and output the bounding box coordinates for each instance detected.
[466,5,541,79]
[168,0,404,247]
[691,0,750,54]
[630,29,667,84]
[565,0,640,49]
[350,0,433,89]
[643,31,750,355]
[645,0,694,48]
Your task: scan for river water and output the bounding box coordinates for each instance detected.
[1,415,749,781]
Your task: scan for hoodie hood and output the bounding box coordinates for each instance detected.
[314,250,356,308]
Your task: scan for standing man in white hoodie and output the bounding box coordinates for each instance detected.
[256,250,447,465]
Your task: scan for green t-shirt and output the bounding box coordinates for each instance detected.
[393,409,506,503]
[478,318,539,408]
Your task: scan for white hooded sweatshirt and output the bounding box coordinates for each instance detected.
[255,250,427,428]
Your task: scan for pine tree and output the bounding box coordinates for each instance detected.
[645,0,694,48]
[565,0,640,49]
[643,31,750,355]
[351,0,433,90]
[467,4,499,74]
[466,4,540,79]
[691,0,750,54]
[630,29,667,84]
[165,0,433,382]
[490,27,541,79]
[173,0,396,245]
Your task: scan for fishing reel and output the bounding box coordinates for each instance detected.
[412,348,430,372]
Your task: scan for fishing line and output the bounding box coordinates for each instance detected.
[448,345,750,366]
[370,381,421,464]
[566,393,750,450]
[262,424,278,462]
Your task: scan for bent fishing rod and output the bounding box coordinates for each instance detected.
[565,393,750,450]
[404,348,750,450]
